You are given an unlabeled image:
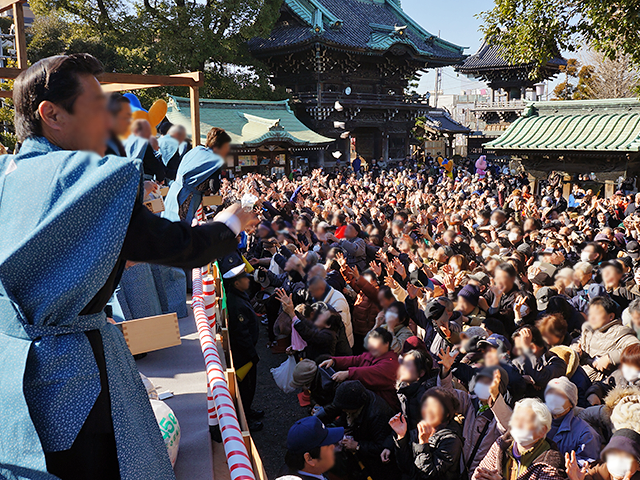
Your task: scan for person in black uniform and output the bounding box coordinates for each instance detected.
[221,253,264,431]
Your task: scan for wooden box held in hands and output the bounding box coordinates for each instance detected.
[202,195,223,206]
[121,313,181,355]
[144,197,165,214]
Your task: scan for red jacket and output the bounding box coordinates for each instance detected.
[333,351,399,409]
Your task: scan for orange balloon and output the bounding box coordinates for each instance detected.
[148,99,168,127]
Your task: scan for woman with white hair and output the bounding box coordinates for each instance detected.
[472,398,565,480]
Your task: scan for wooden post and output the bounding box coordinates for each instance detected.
[225,368,236,399]
[12,2,26,69]
[189,85,200,148]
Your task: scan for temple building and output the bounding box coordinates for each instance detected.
[486,98,640,195]
[248,0,466,166]
[455,41,565,156]
[166,96,333,176]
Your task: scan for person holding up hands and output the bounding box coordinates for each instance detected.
[390,386,464,480]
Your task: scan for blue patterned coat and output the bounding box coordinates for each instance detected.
[0,137,175,480]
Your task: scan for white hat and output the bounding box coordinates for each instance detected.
[222,264,246,279]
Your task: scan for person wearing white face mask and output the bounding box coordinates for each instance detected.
[472,398,565,480]
[438,347,512,476]
[586,344,640,405]
[543,377,601,466]
[566,428,640,480]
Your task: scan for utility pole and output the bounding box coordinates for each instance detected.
[432,30,442,108]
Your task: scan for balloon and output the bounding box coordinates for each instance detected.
[123,93,143,111]
[148,100,168,127]
[442,157,454,173]
[475,155,487,178]
[122,94,166,137]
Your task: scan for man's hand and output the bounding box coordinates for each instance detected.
[335,251,347,267]
[332,370,349,382]
[389,413,408,440]
[319,358,334,369]
[143,180,159,198]
[593,355,612,372]
[380,448,391,463]
[215,203,259,233]
[340,437,358,452]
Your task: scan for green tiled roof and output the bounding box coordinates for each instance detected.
[486,98,640,152]
[166,96,334,147]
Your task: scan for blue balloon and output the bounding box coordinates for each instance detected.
[123,93,145,112]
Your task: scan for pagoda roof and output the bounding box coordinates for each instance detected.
[166,96,334,148]
[486,98,640,153]
[248,0,465,63]
[456,40,564,80]
[420,110,471,135]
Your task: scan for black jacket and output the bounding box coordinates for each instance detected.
[225,284,260,368]
[397,372,438,431]
[395,420,464,480]
[294,318,337,361]
[335,390,397,480]
[586,368,640,401]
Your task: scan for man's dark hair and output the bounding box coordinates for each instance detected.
[495,262,517,278]
[107,92,130,115]
[379,286,395,301]
[369,326,393,346]
[14,54,104,140]
[205,127,231,150]
[513,325,546,349]
[589,295,617,316]
[284,446,322,470]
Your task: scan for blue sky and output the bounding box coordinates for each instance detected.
[402,0,501,95]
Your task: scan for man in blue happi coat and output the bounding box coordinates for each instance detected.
[0,54,256,480]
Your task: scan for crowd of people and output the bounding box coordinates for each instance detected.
[5,52,640,480]
[212,159,640,480]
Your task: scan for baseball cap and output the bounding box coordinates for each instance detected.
[627,240,640,259]
[286,416,344,454]
[535,286,556,311]
[425,299,446,321]
[468,272,491,286]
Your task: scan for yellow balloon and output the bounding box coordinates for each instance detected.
[148,99,168,127]
[444,161,454,172]
[131,110,148,122]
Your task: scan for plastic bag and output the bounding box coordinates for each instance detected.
[140,373,159,400]
[291,327,308,351]
[151,399,181,467]
[271,356,297,393]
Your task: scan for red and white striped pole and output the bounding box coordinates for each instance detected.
[192,267,255,480]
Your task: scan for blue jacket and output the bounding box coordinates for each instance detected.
[548,409,601,465]
[0,137,175,479]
